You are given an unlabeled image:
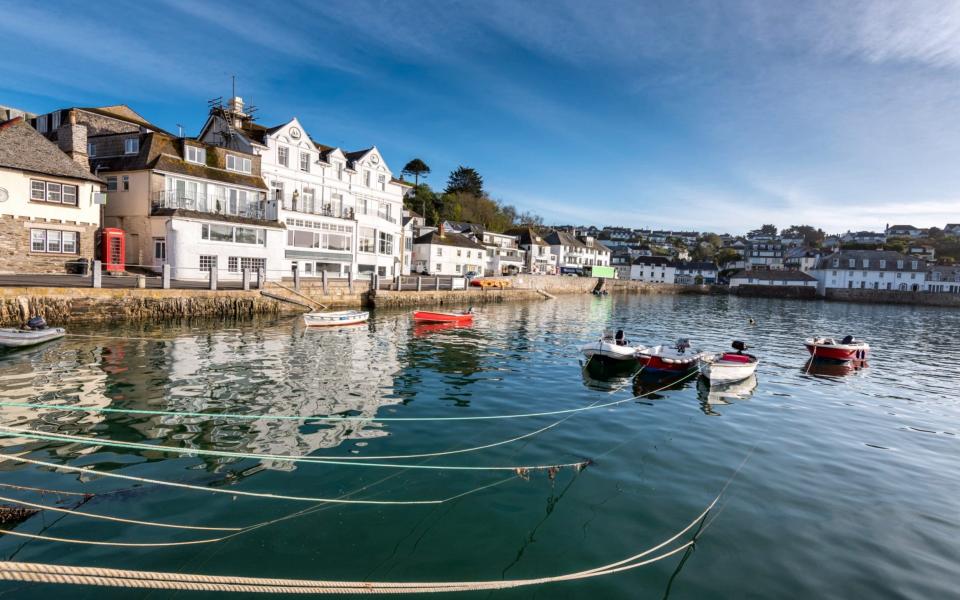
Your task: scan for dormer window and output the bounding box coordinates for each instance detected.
[879,260,886,268]
[186,146,206,164]
[863,259,869,268]
[226,154,252,174]
[912,261,919,269]
[378,174,386,191]
[300,152,310,173]
[848,258,855,268]
[832,259,839,268]
[87,142,96,157]
[278,146,289,168]
[124,138,139,154]
[897,260,904,269]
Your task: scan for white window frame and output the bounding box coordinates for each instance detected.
[186,146,207,164]
[124,138,139,154]
[278,145,289,168]
[226,154,252,174]
[300,151,310,172]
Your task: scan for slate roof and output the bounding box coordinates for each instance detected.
[815,250,921,271]
[674,261,718,271]
[730,269,816,282]
[78,105,172,136]
[632,256,673,266]
[413,230,486,250]
[0,118,105,183]
[542,230,588,249]
[503,227,550,247]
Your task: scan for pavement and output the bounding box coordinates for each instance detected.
[0,274,247,290]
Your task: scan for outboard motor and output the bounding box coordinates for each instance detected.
[675,338,690,354]
[731,340,748,354]
[26,316,48,331]
[841,335,854,344]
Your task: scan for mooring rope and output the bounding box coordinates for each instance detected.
[0,482,89,497]
[0,368,698,424]
[0,528,227,548]
[0,427,588,472]
[0,455,513,505]
[0,494,241,532]
[0,495,714,593]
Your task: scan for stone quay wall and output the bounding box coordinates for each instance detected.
[825,288,960,308]
[271,278,370,309]
[728,285,817,300]
[0,287,300,326]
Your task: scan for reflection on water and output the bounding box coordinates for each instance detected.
[696,374,758,416]
[803,358,869,378]
[0,296,958,600]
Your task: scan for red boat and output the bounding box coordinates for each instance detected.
[804,336,870,361]
[412,310,474,324]
[636,339,703,375]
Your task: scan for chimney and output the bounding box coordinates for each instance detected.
[229,96,245,129]
[439,222,445,238]
[57,110,89,170]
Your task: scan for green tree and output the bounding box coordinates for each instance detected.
[715,248,741,266]
[405,184,438,222]
[401,158,431,187]
[782,225,825,247]
[748,224,778,238]
[444,166,484,196]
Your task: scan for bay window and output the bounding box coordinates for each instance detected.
[359,227,375,253]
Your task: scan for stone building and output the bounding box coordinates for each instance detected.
[0,117,104,273]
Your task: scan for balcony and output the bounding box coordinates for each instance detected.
[278,195,355,220]
[152,190,276,221]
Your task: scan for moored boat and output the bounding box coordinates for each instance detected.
[700,341,759,384]
[0,317,65,348]
[804,336,870,362]
[412,310,474,324]
[579,330,643,366]
[636,339,703,375]
[303,310,369,327]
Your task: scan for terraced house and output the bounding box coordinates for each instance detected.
[199,98,409,279]
[31,104,283,280]
[0,116,104,273]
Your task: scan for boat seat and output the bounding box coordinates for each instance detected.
[720,353,752,363]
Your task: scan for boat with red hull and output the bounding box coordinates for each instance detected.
[636,339,703,375]
[804,336,870,362]
[412,310,474,324]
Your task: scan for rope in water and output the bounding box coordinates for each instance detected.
[0,495,715,593]
[0,427,588,472]
[0,369,698,423]
[0,454,513,505]
[0,482,89,497]
[0,494,241,532]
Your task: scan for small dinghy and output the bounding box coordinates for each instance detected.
[636,339,703,375]
[700,341,759,384]
[579,330,643,366]
[804,336,870,362]
[0,317,65,348]
[412,310,473,324]
[303,310,369,327]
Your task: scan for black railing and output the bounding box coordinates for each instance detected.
[152,190,276,221]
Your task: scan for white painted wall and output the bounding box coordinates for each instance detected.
[165,217,285,281]
[412,242,485,276]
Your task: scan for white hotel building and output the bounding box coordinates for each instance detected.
[200,98,409,279]
[811,250,927,293]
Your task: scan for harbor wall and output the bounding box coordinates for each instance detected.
[825,288,960,308]
[371,288,543,308]
[728,285,817,300]
[0,287,300,326]
[268,279,368,309]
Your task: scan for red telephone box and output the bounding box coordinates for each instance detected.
[101,228,125,273]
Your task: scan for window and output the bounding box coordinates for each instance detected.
[30,180,45,200]
[300,152,310,172]
[201,223,266,244]
[107,176,117,191]
[364,170,371,187]
[45,182,61,203]
[436,247,443,256]
[337,162,344,180]
[154,238,166,261]
[378,232,393,255]
[31,230,45,252]
[879,260,886,268]
[199,255,217,272]
[45,230,62,253]
[62,185,77,205]
[911,261,919,269]
[186,146,206,164]
[848,259,855,267]
[455,264,461,273]
[436,263,442,272]
[228,257,266,273]
[359,227,376,253]
[897,260,904,269]
[278,146,289,167]
[87,142,96,157]
[124,138,139,154]
[37,115,47,133]
[226,155,252,173]
[121,176,129,191]
[378,174,386,191]
[832,259,839,267]
[457,249,462,257]
[378,266,387,277]
[51,111,61,130]
[863,259,869,268]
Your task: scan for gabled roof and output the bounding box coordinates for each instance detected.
[0,118,105,184]
[543,230,587,249]
[413,230,486,250]
[503,227,550,247]
[815,250,918,271]
[77,104,172,135]
[632,256,672,266]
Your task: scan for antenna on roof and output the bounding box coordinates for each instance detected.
[231,75,236,100]
[176,123,184,137]
[207,96,224,110]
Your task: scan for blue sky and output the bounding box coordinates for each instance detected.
[2,0,959,233]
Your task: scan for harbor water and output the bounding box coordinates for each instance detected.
[0,294,957,598]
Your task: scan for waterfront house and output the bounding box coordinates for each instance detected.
[504,227,556,274]
[543,230,610,273]
[610,248,633,280]
[944,224,960,237]
[0,117,104,274]
[728,269,817,288]
[811,250,926,293]
[924,266,960,293]
[841,230,886,245]
[411,225,486,276]
[746,242,784,270]
[199,97,409,280]
[673,261,718,284]
[629,256,675,283]
[442,221,526,276]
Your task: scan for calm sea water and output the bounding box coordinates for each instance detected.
[0,294,957,599]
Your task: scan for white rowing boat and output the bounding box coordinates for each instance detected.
[579,331,644,364]
[700,341,759,384]
[0,327,66,348]
[303,310,369,327]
